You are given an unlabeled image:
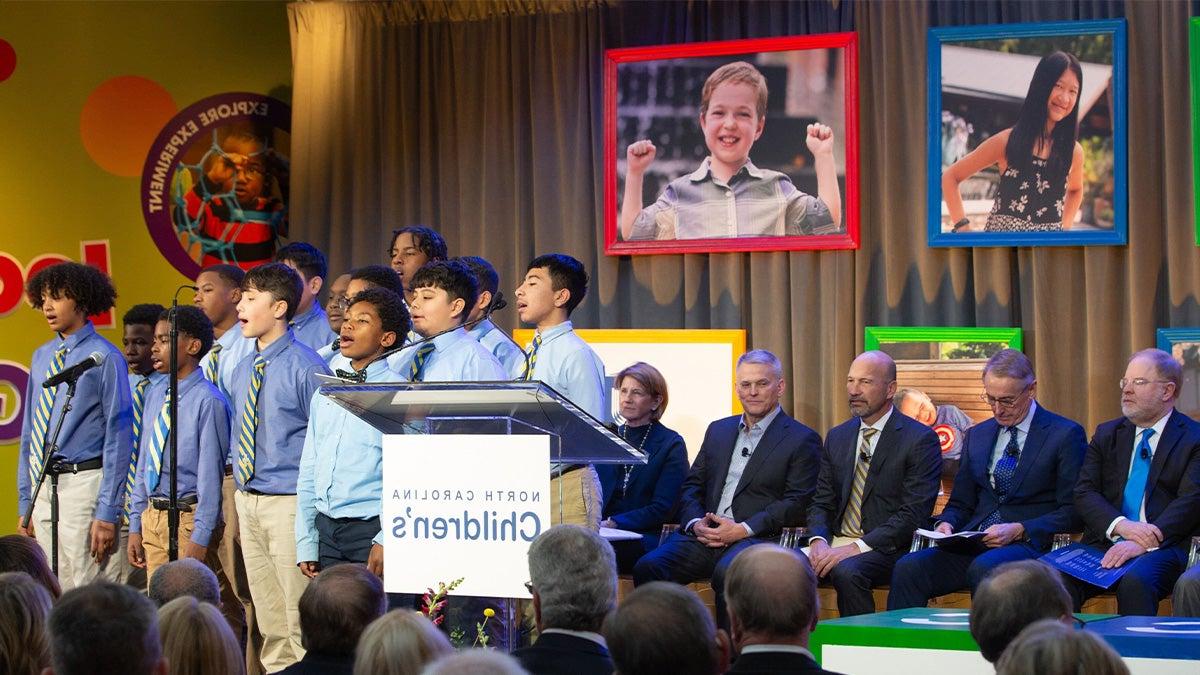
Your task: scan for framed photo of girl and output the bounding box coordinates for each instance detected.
[927,20,1127,247]
[603,33,860,256]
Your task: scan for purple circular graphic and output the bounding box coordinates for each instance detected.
[140,92,291,279]
[0,361,30,444]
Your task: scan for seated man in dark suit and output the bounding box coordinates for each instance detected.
[633,349,823,627]
[1069,348,1200,615]
[277,564,386,675]
[725,544,842,674]
[515,525,615,675]
[805,351,942,617]
[888,349,1087,608]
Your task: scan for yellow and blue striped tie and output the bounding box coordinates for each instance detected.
[519,334,542,381]
[123,376,152,519]
[28,345,67,486]
[204,343,222,384]
[144,389,173,491]
[408,343,436,382]
[235,355,266,485]
[840,428,878,538]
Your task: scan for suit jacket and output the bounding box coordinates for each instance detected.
[938,404,1087,550]
[513,632,613,675]
[274,651,354,675]
[1074,409,1200,549]
[677,410,822,537]
[597,422,689,547]
[727,650,843,674]
[807,408,942,554]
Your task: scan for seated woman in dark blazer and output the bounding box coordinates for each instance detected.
[598,362,689,573]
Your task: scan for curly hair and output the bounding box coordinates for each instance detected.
[25,262,117,317]
[158,306,216,356]
[350,265,404,298]
[122,303,166,329]
[347,287,411,339]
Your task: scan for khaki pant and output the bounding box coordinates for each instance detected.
[32,468,129,591]
[551,465,601,529]
[139,507,225,583]
[235,491,309,673]
[216,475,262,675]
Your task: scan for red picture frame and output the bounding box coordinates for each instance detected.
[603,33,860,256]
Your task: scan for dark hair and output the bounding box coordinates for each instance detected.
[970,560,1073,663]
[456,255,500,297]
[243,263,303,321]
[0,535,60,600]
[147,558,220,608]
[1006,51,1082,178]
[527,254,588,315]
[603,582,718,675]
[298,564,386,656]
[198,263,245,288]
[25,262,117,317]
[348,287,412,339]
[122,304,166,329]
[274,241,328,282]
[350,264,405,298]
[391,226,448,262]
[725,544,817,641]
[409,260,479,323]
[157,306,216,357]
[48,582,162,675]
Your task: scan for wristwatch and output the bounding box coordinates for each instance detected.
[951,217,970,232]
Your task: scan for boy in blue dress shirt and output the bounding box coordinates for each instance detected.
[126,306,229,584]
[391,260,506,381]
[513,253,608,528]
[229,262,331,672]
[18,262,134,589]
[457,256,525,374]
[273,242,338,352]
[297,287,411,579]
[315,271,351,363]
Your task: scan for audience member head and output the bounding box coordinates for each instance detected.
[0,572,53,675]
[25,261,117,336]
[996,619,1127,675]
[408,259,479,335]
[970,560,1073,663]
[194,263,245,330]
[390,226,448,292]
[157,596,245,675]
[47,581,166,675]
[353,610,453,675]
[517,253,588,328]
[274,241,329,315]
[327,272,352,333]
[725,544,819,649]
[614,361,669,425]
[240,262,303,332]
[148,558,220,607]
[893,387,936,426]
[604,581,728,675]
[421,650,528,675]
[527,525,616,633]
[299,563,387,657]
[0,534,60,599]
[349,264,406,300]
[455,255,502,324]
[735,349,785,424]
[342,287,411,369]
[1121,348,1181,426]
[982,348,1037,428]
[847,350,897,425]
[122,303,166,375]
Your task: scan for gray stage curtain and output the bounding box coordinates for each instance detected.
[288,0,1198,434]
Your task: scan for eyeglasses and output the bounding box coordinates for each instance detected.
[524,581,534,594]
[979,387,1031,409]
[331,295,351,310]
[1119,378,1169,389]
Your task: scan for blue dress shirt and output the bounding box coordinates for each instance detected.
[468,319,526,375]
[512,321,608,423]
[390,327,507,381]
[202,326,256,404]
[128,371,166,395]
[289,305,338,354]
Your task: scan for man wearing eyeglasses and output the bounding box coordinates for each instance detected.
[887,349,1087,609]
[804,350,942,616]
[1070,348,1200,615]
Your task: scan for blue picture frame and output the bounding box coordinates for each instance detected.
[927,19,1127,247]
[1156,328,1200,354]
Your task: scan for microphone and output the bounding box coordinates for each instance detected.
[740,447,750,458]
[43,351,105,388]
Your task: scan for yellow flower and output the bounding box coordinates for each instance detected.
[483,608,496,618]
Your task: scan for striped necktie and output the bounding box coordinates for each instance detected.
[235,355,266,484]
[28,344,68,486]
[408,343,436,382]
[204,343,223,383]
[520,334,543,381]
[144,389,173,491]
[123,376,152,519]
[840,427,878,538]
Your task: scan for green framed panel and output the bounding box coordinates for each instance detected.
[1193,18,1200,245]
[864,327,1023,352]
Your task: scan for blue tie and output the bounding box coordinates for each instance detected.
[1121,428,1155,521]
[980,426,1020,528]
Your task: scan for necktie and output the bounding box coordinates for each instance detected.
[1121,428,1155,521]
[235,355,266,484]
[123,376,152,519]
[204,343,222,383]
[408,343,436,382]
[28,344,67,486]
[335,367,368,383]
[840,427,878,538]
[980,426,1020,529]
[520,334,543,381]
[145,389,173,492]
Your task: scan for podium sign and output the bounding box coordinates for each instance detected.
[381,434,551,598]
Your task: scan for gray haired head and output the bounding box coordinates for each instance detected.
[148,558,220,608]
[737,349,783,380]
[527,525,616,633]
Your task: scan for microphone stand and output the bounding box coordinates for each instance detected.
[167,285,195,561]
[21,379,79,576]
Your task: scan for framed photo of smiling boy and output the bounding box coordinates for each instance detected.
[603,33,860,256]
[928,20,1127,247]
